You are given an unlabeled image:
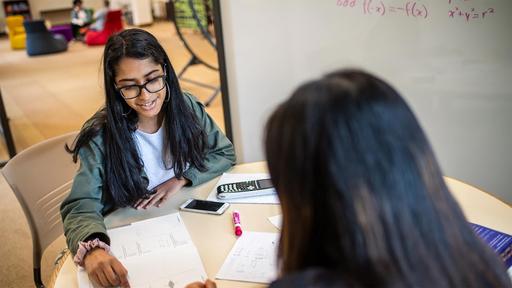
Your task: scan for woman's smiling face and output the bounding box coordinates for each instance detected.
[115,57,167,124]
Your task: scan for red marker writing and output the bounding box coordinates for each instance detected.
[232,211,243,236]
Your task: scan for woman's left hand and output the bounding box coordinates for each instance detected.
[134,177,189,209]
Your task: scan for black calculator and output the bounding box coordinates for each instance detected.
[216,179,274,199]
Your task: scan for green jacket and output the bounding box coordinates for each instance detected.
[61,93,235,254]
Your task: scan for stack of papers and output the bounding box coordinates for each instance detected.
[77,213,207,288]
[206,173,280,204]
[216,232,279,284]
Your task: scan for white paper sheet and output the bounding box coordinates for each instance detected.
[206,173,279,204]
[216,232,279,284]
[77,213,207,288]
[268,215,282,230]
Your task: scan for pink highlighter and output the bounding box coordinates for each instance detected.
[232,211,243,236]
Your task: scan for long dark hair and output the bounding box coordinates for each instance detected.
[265,70,511,287]
[67,29,207,207]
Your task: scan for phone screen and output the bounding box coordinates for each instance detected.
[185,199,225,212]
[257,179,273,189]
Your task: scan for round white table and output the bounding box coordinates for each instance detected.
[53,162,512,287]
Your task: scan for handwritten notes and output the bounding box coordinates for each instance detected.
[447,0,495,22]
[77,213,207,288]
[216,232,279,284]
[335,0,496,22]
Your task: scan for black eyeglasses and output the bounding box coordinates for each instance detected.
[115,75,167,100]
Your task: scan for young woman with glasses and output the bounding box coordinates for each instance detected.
[61,28,235,288]
[188,70,511,288]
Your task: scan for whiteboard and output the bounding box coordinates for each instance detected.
[219,0,512,203]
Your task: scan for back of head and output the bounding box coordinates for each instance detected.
[265,69,511,287]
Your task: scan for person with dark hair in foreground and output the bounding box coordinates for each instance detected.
[61,29,235,287]
[188,70,511,288]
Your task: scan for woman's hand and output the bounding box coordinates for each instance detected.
[84,248,130,287]
[134,177,189,209]
[185,279,217,288]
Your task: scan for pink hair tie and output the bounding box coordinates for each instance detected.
[73,238,111,267]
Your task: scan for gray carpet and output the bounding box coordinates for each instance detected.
[0,173,66,288]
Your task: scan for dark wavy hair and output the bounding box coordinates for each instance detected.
[265,69,511,287]
[67,29,207,207]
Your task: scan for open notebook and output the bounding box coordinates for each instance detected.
[77,213,206,288]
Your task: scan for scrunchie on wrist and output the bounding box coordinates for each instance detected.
[73,238,111,267]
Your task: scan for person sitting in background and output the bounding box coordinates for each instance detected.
[89,0,110,31]
[71,0,91,40]
[187,69,511,287]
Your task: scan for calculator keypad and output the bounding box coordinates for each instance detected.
[219,180,257,192]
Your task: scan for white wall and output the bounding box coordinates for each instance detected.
[220,0,512,203]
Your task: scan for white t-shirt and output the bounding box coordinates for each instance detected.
[134,126,175,190]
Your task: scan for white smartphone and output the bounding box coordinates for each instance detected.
[179,199,230,215]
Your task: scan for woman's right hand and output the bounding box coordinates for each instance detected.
[83,248,130,287]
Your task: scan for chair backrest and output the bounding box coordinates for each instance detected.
[1,131,79,270]
[85,8,94,22]
[103,10,123,33]
[6,15,25,35]
[23,20,49,34]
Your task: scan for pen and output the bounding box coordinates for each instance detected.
[232,211,243,236]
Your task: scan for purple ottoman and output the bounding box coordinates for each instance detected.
[50,24,73,42]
